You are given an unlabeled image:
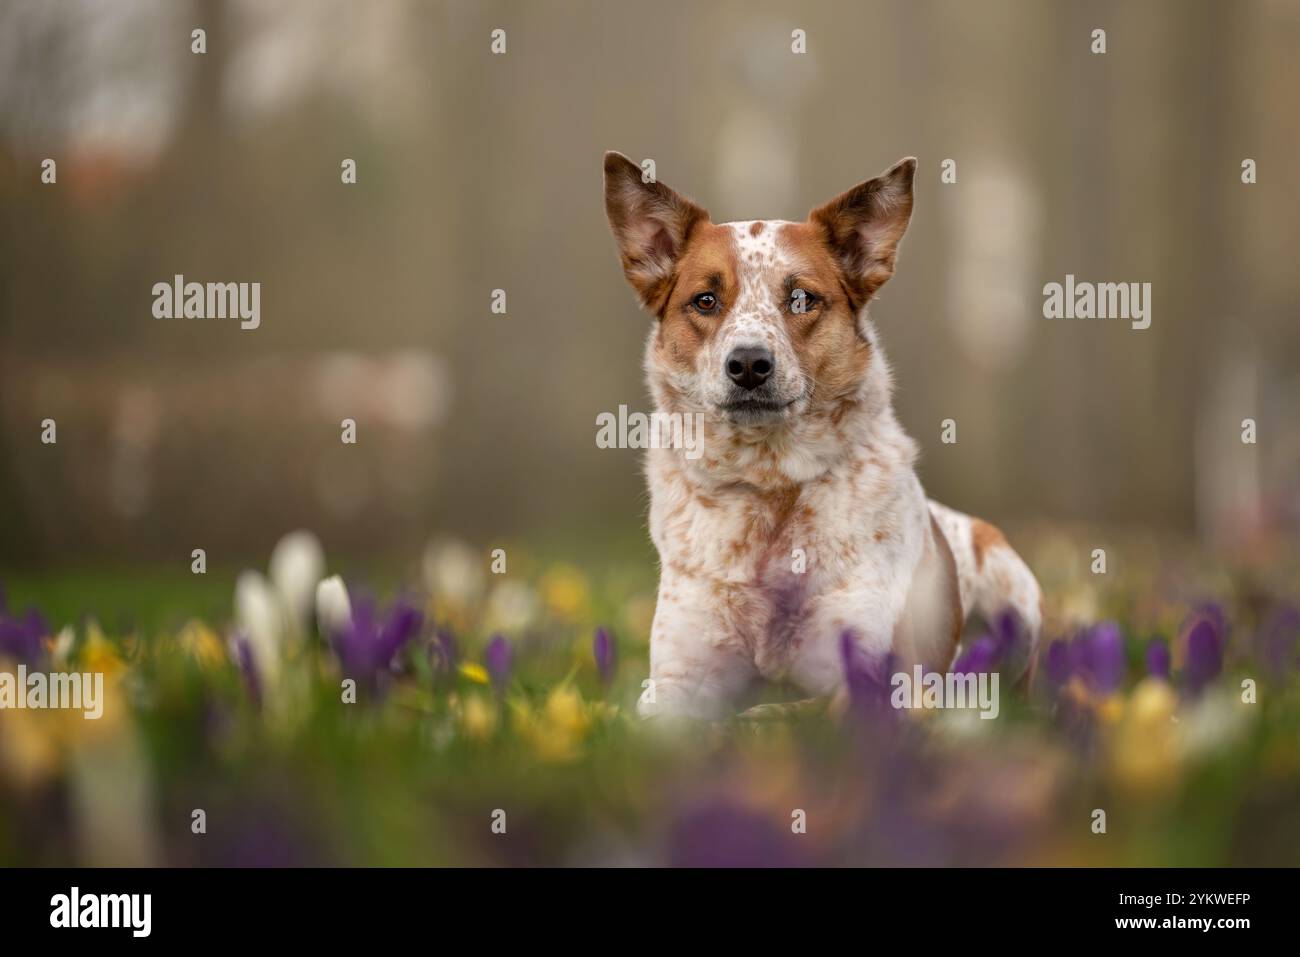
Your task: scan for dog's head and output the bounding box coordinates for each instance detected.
[603,153,915,433]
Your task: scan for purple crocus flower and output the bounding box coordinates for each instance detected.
[1043,639,1071,690]
[1090,621,1127,692]
[484,633,513,691]
[1070,621,1126,695]
[0,605,49,664]
[1256,604,1299,675]
[1184,618,1222,694]
[234,633,261,708]
[953,635,999,675]
[1145,637,1171,679]
[840,630,896,720]
[1194,602,1228,639]
[668,800,808,867]
[991,608,1031,674]
[593,626,616,686]
[213,800,328,867]
[428,626,458,683]
[332,596,423,693]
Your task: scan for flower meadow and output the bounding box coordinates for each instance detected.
[1,529,1298,867]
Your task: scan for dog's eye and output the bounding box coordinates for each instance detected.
[692,292,719,314]
[789,289,820,314]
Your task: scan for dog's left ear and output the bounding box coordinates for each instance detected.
[809,157,916,308]
[604,151,709,313]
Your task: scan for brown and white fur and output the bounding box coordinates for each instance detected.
[603,152,1042,720]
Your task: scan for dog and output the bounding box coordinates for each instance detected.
[603,152,1043,719]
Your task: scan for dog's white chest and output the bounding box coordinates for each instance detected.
[647,452,924,684]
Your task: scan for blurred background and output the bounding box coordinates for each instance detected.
[2,0,1298,570]
[2,0,1300,871]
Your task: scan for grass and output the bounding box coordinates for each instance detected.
[1,531,1299,867]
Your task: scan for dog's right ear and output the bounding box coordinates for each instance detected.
[604,152,709,313]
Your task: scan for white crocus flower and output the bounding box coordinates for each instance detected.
[51,626,76,668]
[1179,685,1254,758]
[234,569,284,688]
[484,580,539,634]
[422,537,487,610]
[315,575,353,640]
[269,530,326,636]
[233,530,336,706]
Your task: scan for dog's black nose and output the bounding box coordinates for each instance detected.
[726,346,774,391]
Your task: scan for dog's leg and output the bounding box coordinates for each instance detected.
[639,575,757,720]
[928,500,1043,673]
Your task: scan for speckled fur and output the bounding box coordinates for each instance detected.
[603,152,1042,719]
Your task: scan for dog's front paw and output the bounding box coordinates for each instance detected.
[636,679,729,721]
[736,698,829,721]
